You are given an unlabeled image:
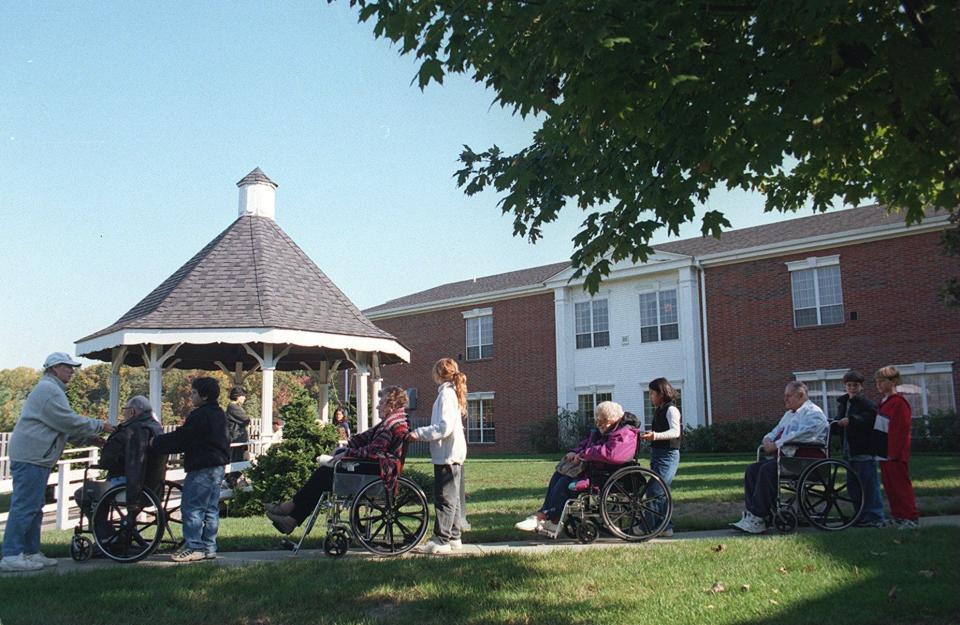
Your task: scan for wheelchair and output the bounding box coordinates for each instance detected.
[763,430,864,532]
[70,462,184,564]
[554,458,673,544]
[281,455,430,558]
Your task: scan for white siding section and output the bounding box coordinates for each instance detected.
[553,263,706,428]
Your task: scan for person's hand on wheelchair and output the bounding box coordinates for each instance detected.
[406,432,419,442]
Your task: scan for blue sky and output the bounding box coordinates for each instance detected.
[0,2,793,371]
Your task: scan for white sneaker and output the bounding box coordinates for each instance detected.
[419,538,452,555]
[171,548,207,562]
[449,539,463,551]
[0,553,44,572]
[24,552,58,568]
[514,514,543,532]
[730,511,766,534]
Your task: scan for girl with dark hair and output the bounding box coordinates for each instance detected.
[153,376,230,561]
[637,377,681,536]
[407,358,468,554]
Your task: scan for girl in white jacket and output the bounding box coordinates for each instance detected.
[408,358,468,554]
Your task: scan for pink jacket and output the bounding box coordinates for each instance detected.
[573,420,638,466]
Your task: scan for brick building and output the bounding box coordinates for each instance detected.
[366,205,958,453]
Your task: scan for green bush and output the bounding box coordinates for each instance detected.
[231,390,341,516]
[912,410,960,452]
[681,420,773,453]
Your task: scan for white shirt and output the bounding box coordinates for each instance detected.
[765,400,829,449]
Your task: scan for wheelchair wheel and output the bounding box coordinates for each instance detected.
[161,480,184,549]
[323,528,351,558]
[797,459,864,531]
[563,517,580,539]
[774,508,798,533]
[600,466,672,542]
[70,535,93,562]
[576,520,599,544]
[91,485,165,563]
[350,476,429,556]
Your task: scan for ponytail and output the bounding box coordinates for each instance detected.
[434,357,469,416]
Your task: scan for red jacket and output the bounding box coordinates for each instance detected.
[878,393,912,462]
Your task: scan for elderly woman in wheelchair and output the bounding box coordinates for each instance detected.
[515,401,673,543]
[264,386,429,557]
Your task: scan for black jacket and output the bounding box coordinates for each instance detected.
[98,412,164,504]
[226,402,250,443]
[154,402,230,472]
[834,393,880,456]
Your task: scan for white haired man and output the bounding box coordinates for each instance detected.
[1,353,114,572]
[730,381,829,534]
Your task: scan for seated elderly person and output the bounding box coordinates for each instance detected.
[265,386,410,534]
[75,395,165,518]
[515,401,638,535]
[730,381,829,534]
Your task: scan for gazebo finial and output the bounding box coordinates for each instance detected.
[237,167,278,219]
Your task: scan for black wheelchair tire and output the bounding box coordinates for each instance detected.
[91,485,165,563]
[797,458,864,531]
[600,465,672,542]
[349,476,429,556]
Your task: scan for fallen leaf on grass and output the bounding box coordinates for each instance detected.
[706,605,715,609]
[770,599,780,605]
[918,570,935,578]
[853,566,861,578]
[741,584,751,592]
[711,544,726,553]
[772,589,780,594]
[888,586,898,600]
[803,564,815,573]
[777,566,789,575]
[893,538,902,545]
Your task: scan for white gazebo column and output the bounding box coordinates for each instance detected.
[143,343,182,419]
[369,355,382,426]
[245,343,291,445]
[300,361,332,424]
[355,369,370,434]
[108,346,128,425]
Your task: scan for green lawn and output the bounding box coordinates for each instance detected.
[1,528,958,625]
[19,452,960,555]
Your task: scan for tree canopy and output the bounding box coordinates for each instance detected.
[341,0,959,292]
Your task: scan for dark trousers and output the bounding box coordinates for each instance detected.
[432,464,462,544]
[290,466,334,524]
[744,458,778,517]
[880,460,918,521]
[540,471,576,523]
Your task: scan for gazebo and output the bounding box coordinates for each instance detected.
[75,168,409,440]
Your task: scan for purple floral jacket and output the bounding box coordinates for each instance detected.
[572,419,638,471]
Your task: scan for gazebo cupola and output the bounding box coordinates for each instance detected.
[75,169,409,441]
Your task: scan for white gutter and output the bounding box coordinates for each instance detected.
[696,259,712,425]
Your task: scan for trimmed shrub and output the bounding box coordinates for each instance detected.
[911,410,960,452]
[231,390,340,516]
[681,420,773,453]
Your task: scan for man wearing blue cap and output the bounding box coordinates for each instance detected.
[0,352,114,573]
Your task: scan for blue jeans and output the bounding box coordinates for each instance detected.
[848,456,885,523]
[2,461,52,557]
[540,471,576,523]
[649,448,680,530]
[181,466,224,553]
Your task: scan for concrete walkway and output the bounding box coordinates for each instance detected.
[5,515,959,577]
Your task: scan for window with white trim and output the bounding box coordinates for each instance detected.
[464,308,493,360]
[577,390,613,421]
[787,256,844,327]
[896,363,956,416]
[638,289,679,343]
[467,393,495,444]
[642,387,683,422]
[575,299,610,349]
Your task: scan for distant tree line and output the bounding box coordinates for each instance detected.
[0,364,330,431]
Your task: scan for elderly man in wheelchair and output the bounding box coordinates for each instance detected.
[264,386,429,557]
[730,381,863,534]
[71,395,179,563]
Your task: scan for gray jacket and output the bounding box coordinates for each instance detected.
[9,373,104,468]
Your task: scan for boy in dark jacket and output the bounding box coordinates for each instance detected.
[834,370,887,527]
[153,377,229,561]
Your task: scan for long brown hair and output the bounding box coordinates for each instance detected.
[434,358,468,416]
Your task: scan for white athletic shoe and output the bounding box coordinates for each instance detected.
[449,539,463,551]
[24,552,58,567]
[0,554,44,572]
[419,538,452,555]
[514,515,543,532]
[730,511,767,534]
